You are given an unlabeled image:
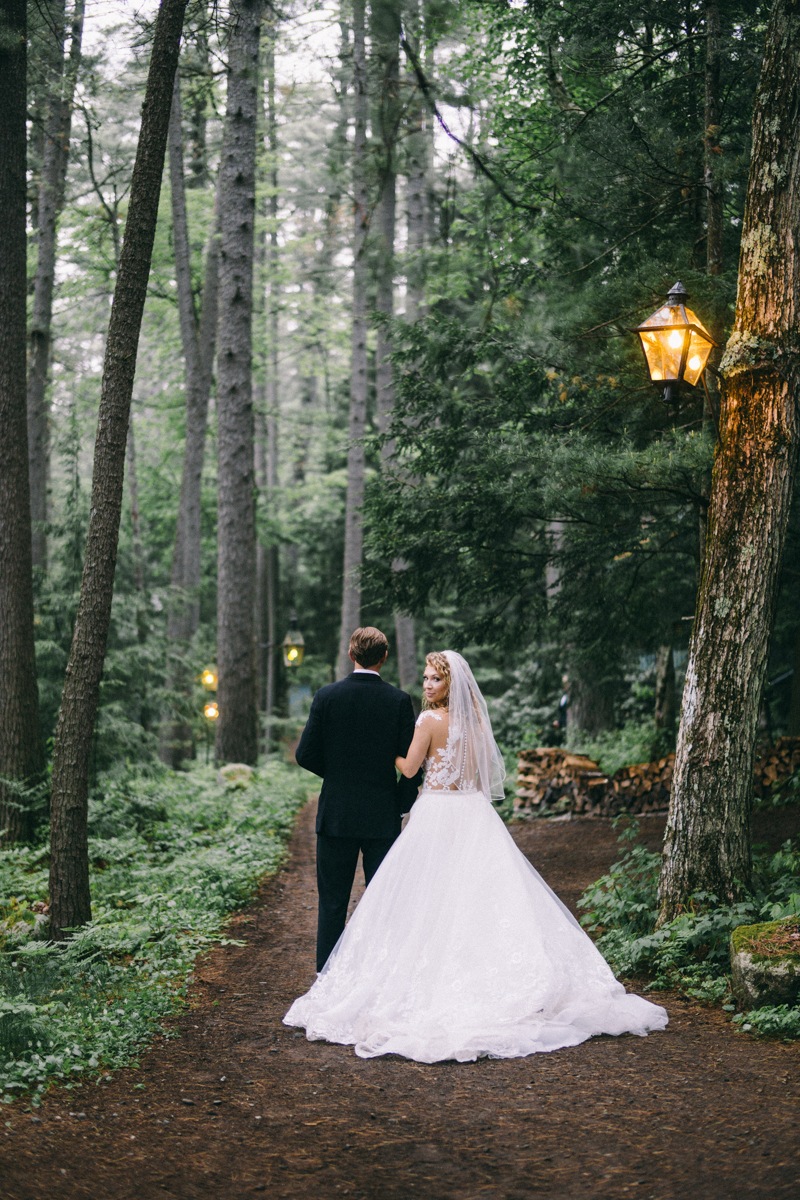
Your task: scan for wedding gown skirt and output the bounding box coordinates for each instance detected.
[284,791,668,1063]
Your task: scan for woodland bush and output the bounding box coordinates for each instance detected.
[0,761,310,1102]
[579,819,800,1037]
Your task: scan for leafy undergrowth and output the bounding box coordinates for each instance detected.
[578,817,800,1038]
[0,760,310,1105]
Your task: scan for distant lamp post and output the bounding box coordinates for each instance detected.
[282,614,305,668]
[202,699,219,764]
[632,281,717,404]
[201,665,218,691]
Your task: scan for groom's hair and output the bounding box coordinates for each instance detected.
[349,626,389,667]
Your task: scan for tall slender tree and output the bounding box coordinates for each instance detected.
[658,0,800,923]
[336,0,369,680]
[160,74,219,767]
[27,0,85,575]
[0,0,46,843]
[215,0,264,761]
[256,27,280,719]
[48,0,189,937]
[374,0,418,695]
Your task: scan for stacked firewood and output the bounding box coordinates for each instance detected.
[752,736,800,801]
[515,749,609,816]
[515,749,674,818]
[516,735,800,818]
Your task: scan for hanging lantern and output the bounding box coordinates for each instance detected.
[203,701,219,721]
[631,281,717,400]
[282,627,305,668]
[200,665,218,691]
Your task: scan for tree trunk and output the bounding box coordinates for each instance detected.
[0,0,46,844]
[126,416,145,597]
[699,0,724,566]
[788,620,800,736]
[704,0,723,282]
[658,0,800,923]
[160,74,219,768]
[215,0,263,763]
[48,0,188,938]
[336,0,368,681]
[257,30,280,720]
[404,4,427,323]
[652,645,676,758]
[27,0,85,576]
[372,0,418,697]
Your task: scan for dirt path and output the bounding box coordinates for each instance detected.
[2,804,799,1200]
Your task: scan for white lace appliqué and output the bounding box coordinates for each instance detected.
[415,711,462,791]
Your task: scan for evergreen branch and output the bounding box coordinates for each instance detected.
[400,35,541,217]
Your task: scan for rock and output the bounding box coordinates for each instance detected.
[216,763,254,789]
[180,1097,195,1106]
[730,919,800,1009]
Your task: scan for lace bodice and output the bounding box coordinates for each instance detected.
[416,710,461,791]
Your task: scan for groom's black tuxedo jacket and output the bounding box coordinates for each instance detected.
[295,672,420,840]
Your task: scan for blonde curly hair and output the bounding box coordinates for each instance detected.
[422,652,451,710]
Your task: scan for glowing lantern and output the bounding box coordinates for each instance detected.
[631,281,717,400]
[200,665,218,691]
[282,626,305,668]
[203,701,219,721]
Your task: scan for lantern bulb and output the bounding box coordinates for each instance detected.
[651,369,663,380]
[668,330,683,349]
[204,702,219,720]
[688,355,702,372]
[288,648,298,661]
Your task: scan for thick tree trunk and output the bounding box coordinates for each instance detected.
[27,0,85,576]
[160,75,219,768]
[0,0,46,844]
[48,0,188,937]
[215,0,263,763]
[336,0,369,680]
[658,0,800,923]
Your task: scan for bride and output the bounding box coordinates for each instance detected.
[284,650,668,1062]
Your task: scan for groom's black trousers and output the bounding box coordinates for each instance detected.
[316,833,396,971]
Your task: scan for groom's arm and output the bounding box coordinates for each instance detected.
[295,693,325,778]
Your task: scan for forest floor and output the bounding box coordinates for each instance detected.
[2,803,800,1200]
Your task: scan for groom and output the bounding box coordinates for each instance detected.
[295,626,420,971]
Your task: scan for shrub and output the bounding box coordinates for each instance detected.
[0,760,311,1102]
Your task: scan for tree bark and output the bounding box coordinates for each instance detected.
[48,0,188,937]
[126,417,145,597]
[371,0,418,697]
[404,6,426,324]
[160,74,219,768]
[257,30,280,719]
[336,0,369,680]
[652,644,676,754]
[215,0,263,763]
[704,0,723,282]
[27,0,85,576]
[658,0,800,923]
[788,619,800,736]
[0,0,46,844]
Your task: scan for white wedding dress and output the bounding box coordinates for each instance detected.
[284,653,668,1063]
